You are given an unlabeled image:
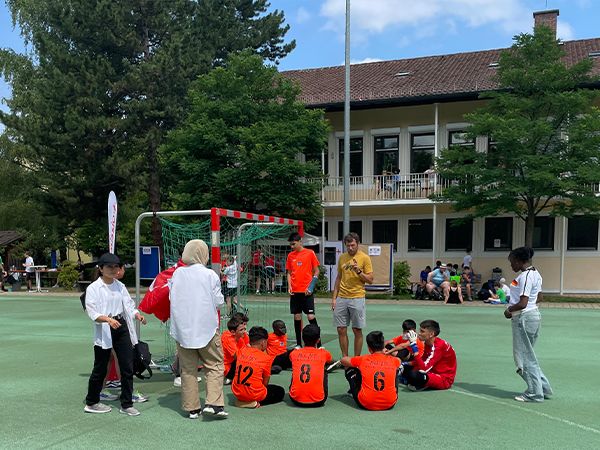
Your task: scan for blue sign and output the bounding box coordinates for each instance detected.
[139,246,161,279]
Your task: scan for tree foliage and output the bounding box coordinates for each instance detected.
[436,26,600,246]
[161,52,329,227]
[0,0,294,257]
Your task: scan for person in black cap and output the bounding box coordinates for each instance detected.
[83,253,147,416]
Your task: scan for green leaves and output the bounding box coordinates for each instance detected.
[161,52,328,227]
[436,25,600,246]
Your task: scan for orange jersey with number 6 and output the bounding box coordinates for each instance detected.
[350,353,400,410]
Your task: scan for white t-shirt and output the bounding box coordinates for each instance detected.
[169,264,224,349]
[462,254,472,268]
[501,284,510,300]
[25,256,35,273]
[508,267,542,313]
[223,262,238,288]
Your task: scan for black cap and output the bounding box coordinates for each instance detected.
[97,253,121,266]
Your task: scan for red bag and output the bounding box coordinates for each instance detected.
[139,259,185,322]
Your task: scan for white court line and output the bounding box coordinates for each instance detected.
[449,388,600,435]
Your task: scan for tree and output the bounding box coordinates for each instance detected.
[0,0,294,255]
[161,52,329,227]
[435,26,600,247]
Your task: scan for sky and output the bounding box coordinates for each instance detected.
[2,0,600,109]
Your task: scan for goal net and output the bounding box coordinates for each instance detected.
[139,208,304,365]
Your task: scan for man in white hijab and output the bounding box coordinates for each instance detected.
[170,239,228,419]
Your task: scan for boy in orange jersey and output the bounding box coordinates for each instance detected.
[383,319,424,361]
[340,331,400,411]
[222,318,248,384]
[286,232,320,347]
[289,324,333,407]
[267,320,292,372]
[232,326,285,408]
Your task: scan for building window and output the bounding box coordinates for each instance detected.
[484,217,513,251]
[374,135,399,175]
[445,218,473,252]
[337,221,363,241]
[448,130,474,148]
[410,133,435,173]
[408,219,433,251]
[372,220,398,251]
[338,137,363,177]
[567,216,599,250]
[533,217,554,250]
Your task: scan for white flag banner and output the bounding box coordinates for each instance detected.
[108,191,118,253]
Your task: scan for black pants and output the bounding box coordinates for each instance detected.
[225,360,236,380]
[260,384,285,406]
[272,351,292,370]
[345,368,366,409]
[85,319,134,408]
[385,344,412,362]
[290,397,327,408]
[404,368,428,389]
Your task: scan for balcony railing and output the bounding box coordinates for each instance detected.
[313,173,452,203]
[312,175,600,204]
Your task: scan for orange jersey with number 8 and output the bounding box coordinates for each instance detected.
[289,347,333,404]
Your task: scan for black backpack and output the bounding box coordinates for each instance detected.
[414,285,425,300]
[133,341,153,380]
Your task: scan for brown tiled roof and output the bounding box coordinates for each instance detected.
[282,38,600,109]
[0,230,23,247]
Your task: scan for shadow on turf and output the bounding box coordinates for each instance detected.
[453,381,515,399]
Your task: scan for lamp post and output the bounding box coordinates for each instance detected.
[343,0,351,236]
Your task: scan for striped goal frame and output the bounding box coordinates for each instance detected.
[134,207,304,305]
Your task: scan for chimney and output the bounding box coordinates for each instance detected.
[533,9,559,38]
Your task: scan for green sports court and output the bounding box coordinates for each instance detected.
[1,293,599,449]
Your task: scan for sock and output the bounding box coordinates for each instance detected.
[294,319,302,346]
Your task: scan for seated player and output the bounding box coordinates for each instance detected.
[460,266,473,301]
[341,331,401,411]
[383,319,424,361]
[232,312,250,346]
[289,324,333,408]
[232,326,285,408]
[445,279,464,304]
[222,317,248,384]
[267,320,292,372]
[402,320,457,391]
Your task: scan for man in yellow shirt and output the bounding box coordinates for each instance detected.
[331,233,373,361]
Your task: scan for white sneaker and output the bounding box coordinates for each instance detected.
[84,403,112,414]
[174,376,201,387]
[119,406,141,416]
[132,390,148,403]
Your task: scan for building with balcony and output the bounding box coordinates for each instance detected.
[283,10,600,293]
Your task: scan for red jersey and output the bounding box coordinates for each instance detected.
[289,347,332,404]
[391,335,425,355]
[221,331,247,376]
[286,248,319,293]
[267,332,288,357]
[350,353,401,411]
[264,256,275,267]
[412,337,457,389]
[231,346,272,402]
